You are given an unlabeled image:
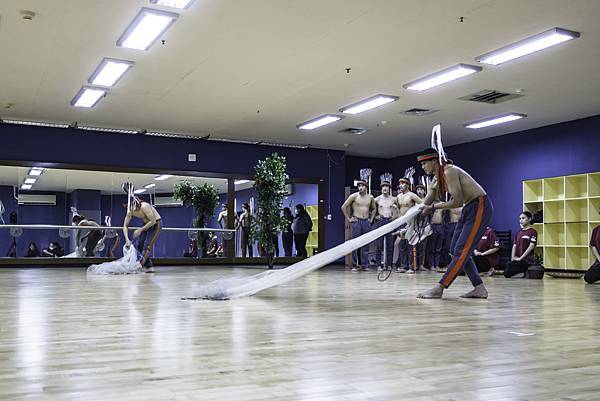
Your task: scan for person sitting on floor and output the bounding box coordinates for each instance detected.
[184,239,198,258]
[504,212,538,278]
[584,214,600,284]
[26,242,40,257]
[42,242,64,257]
[206,233,219,257]
[473,226,501,276]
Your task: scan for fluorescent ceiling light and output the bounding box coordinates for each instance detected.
[144,183,156,189]
[403,64,482,91]
[24,178,37,184]
[89,58,134,87]
[117,7,179,50]
[465,113,527,129]
[150,0,195,9]
[2,119,69,128]
[71,86,107,108]
[297,114,343,130]
[476,28,580,65]
[340,94,398,114]
[79,126,139,134]
[28,168,44,176]
[134,188,147,194]
[155,174,173,181]
[20,184,32,190]
[234,180,250,185]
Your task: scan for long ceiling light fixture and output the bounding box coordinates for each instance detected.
[89,58,134,87]
[297,114,343,130]
[476,28,580,66]
[1,119,69,128]
[71,86,108,108]
[464,113,527,129]
[117,7,179,51]
[340,94,399,115]
[150,0,195,9]
[403,64,482,91]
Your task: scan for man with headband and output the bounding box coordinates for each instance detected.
[341,176,375,271]
[122,183,162,273]
[392,177,422,273]
[373,173,396,271]
[416,148,492,299]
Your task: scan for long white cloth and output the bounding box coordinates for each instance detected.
[87,246,143,275]
[191,205,423,300]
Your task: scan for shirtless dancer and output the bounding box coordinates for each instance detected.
[413,184,429,271]
[417,149,493,299]
[392,178,422,273]
[341,179,375,271]
[123,196,162,273]
[374,174,396,271]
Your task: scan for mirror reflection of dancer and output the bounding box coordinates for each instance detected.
[417,147,492,299]
[123,191,162,273]
[341,179,375,271]
[238,203,253,257]
[374,173,395,271]
[72,215,102,257]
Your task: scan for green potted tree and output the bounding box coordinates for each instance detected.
[253,153,289,269]
[173,181,219,257]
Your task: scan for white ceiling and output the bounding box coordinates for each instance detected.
[0,165,240,194]
[1,0,599,157]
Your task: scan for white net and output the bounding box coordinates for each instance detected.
[189,205,423,300]
[87,245,143,275]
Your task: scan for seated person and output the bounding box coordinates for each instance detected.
[73,214,102,257]
[584,220,600,284]
[473,226,500,276]
[205,233,219,257]
[183,239,198,258]
[26,242,40,257]
[42,242,64,257]
[504,212,537,278]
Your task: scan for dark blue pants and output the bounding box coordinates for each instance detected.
[352,218,371,267]
[429,223,444,267]
[135,221,161,269]
[439,196,493,288]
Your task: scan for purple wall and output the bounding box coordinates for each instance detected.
[1,124,347,251]
[384,115,600,235]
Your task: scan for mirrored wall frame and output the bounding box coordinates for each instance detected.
[0,160,325,266]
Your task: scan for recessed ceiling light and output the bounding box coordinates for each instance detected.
[71,86,107,108]
[89,58,134,87]
[297,114,343,130]
[144,183,156,189]
[2,119,69,128]
[134,188,147,194]
[28,168,44,176]
[24,178,37,184]
[117,7,179,51]
[340,94,399,115]
[476,28,580,65]
[155,175,173,181]
[403,64,482,91]
[464,113,527,129]
[20,184,33,190]
[150,0,195,9]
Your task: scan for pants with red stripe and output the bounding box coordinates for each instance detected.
[439,196,493,288]
[135,221,161,269]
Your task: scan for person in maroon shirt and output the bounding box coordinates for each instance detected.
[504,211,538,278]
[584,221,600,284]
[473,226,500,277]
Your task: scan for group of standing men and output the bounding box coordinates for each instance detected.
[341,173,461,273]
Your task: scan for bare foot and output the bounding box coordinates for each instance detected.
[145,268,155,273]
[417,283,444,299]
[460,284,488,299]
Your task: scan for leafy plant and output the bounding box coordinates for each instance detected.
[173,181,219,256]
[253,153,289,268]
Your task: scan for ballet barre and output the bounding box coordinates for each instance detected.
[0,224,235,233]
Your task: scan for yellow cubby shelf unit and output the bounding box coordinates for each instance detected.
[523,172,600,270]
[305,205,319,257]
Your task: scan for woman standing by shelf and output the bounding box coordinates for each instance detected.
[292,204,312,258]
[584,208,600,284]
[504,211,538,278]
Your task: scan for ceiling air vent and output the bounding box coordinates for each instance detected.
[400,108,438,116]
[458,89,523,104]
[339,128,367,135]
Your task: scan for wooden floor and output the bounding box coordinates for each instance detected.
[0,266,599,401]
